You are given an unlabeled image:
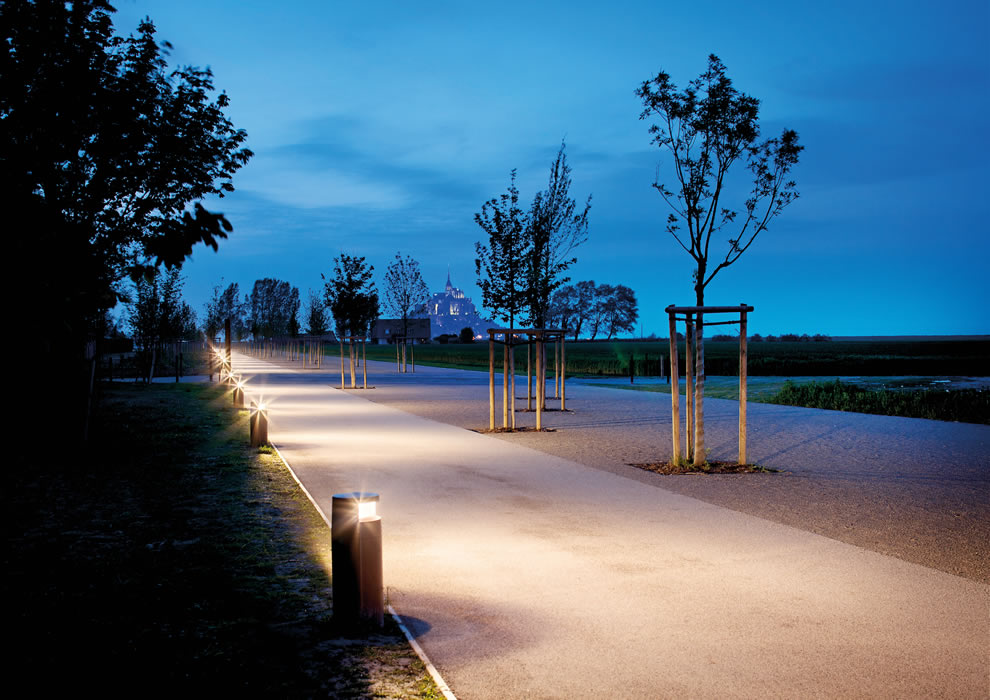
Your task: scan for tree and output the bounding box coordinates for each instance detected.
[128,267,196,378]
[247,279,300,339]
[525,142,591,327]
[384,253,429,339]
[323,254,379,339]
[587,283,613,341]
[602,285,639,339]
[304,289,329,336]
[459,327,475,344]
[474,170,529,330]
[204,280,247,341]
[3,0,251,441]
[637,54,802,464]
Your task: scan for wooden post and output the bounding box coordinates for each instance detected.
[363,341,368,389]
[536,335,546,430]
[489,335,495,430]
[509,337,516,430]
[340,341,345,389]
[555,338,561,399]
[411,342,415,372]
[668,312,681,464]
[396,341,400,372]
[527,342,532,411]
[685,317,694,461]
[739,310,748,465]
[502,340,509,428]
[693,313,706,468]
[401,342,406,373]
[560,337,566,411]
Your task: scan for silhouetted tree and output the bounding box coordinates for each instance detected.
[128,268,196,377]
[247,279,300,339]
[384,253,429,339]
[602,285,639,339]
[475,170,529,329]
[525,142,591,327]
[459,327,475,344]
[3,0,251,442]
[304,290,329,335]
[637,54,802,464]
[204,280,248,341]
[324,254,379,338]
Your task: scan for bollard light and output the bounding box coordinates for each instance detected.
[232,376,245,407]
[331,492,384,629]
[249,399,268,447]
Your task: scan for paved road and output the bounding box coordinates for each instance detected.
[232,351,989,699]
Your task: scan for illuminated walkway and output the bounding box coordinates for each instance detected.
[231,351,988,699]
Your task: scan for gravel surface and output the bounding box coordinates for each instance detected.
[340,360,990,584]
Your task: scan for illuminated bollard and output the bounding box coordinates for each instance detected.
[249,400,268,447]
[331,492,383,629]
[232,377,245,408]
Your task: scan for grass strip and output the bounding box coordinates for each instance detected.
[768,379,989,424]
[5,381,443,697]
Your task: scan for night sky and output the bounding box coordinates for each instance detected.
[113,0,989,336]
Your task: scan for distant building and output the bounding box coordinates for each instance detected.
[427,271,491,339]
[369,318,431,344]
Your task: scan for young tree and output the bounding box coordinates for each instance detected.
[637,54,802,464]
[384,253,429,339]
[525,142,591,327]
[474,170,529,330]
[247,279,300,339]
[304,289,329,335]
[323,254,379,338]
[128,268,196,378]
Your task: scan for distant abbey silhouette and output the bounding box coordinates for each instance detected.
[427,270,490,338]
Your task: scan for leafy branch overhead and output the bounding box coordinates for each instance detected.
[636,54,802,304]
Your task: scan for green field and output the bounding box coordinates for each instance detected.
[363,338,989,378]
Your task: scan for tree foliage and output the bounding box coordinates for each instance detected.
[526,142,591,327]
[474,170,528,329]
[3,1,252,328]
[304,289,329,336]
[551,281,637,339]
[384,253,429,338]
[323,254,379,338]
[247,279,300,339]
[636,54,801,305]
[204,280,248,341]
[475,144,591,329]
[128,268,197,353]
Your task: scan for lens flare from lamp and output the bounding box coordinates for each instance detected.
[358,500,377,520]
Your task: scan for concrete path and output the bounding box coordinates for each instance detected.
[232,351,989,699]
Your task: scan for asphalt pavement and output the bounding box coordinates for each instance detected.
[231,350,989,700]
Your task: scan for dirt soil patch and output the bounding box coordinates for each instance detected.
[629,460,778,475]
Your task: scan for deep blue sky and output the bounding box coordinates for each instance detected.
[114,0,989,336]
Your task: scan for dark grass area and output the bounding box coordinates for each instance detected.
[361,338,989,377]
[768,380,990,424]
[4,382,440,697]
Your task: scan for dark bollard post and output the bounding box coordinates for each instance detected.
[331,492,384,629]
[249,400,268,447]
[232,376,245,408]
